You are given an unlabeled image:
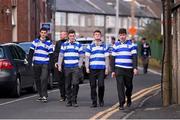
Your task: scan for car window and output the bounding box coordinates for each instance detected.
[0,47,4,58]
[18,43,31,54]
[14,46,26,60]
[8,46,19,59]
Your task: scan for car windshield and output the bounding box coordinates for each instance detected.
[0,47,4,58]
[77,40,93,51]
[18,42,32,54]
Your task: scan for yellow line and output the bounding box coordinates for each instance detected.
[100,86,161,119]
[89,84,160,120]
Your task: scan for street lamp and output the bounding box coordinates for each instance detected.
[115,0,119,41]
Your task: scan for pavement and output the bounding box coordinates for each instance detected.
[124,68,180,119]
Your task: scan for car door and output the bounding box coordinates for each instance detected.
[14,45,34,88]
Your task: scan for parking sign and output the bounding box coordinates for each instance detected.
[40,22,52,33]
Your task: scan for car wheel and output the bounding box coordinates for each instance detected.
[12,76,21,97]
[27,81,37,93]
[48,72,53,89]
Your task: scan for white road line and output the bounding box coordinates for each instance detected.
[0,83,89,106]
[122,89,161,119]
[138,67,161,75]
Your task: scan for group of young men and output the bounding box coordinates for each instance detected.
[28,27,142,110]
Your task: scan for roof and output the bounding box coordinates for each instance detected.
[55,0,104,14]
[55,0,159,19]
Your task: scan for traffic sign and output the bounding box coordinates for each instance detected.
[128,26,137,35]
[40,22,52,33]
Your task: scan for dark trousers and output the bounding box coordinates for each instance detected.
[64,67,80,104]
[33,64,49,97]
[142,57,149,74]
[89,69,105,104]
[54,67,65,99]
[115,67,133,106]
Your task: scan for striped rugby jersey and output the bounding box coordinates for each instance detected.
[112,40,137,69]
[30,38,53,64]
[85,43,109,69]
[60,41,84,68]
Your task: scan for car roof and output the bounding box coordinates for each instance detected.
[76,37,94,41]
[0,43,17,46]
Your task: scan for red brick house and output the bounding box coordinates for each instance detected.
[0,0,52,43]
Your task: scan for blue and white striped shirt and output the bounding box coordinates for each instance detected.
[30,38,53,64]
[60,41,84,68]
[112,40,137,69]
[85,43,109,69]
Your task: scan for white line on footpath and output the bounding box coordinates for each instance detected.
[0,83,89,106]
[138,67,161,75]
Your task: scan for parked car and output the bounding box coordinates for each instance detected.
[0,43,37,97]
[17,42,55,89]
[76,38,93,82]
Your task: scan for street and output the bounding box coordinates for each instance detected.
[0,69,161,119]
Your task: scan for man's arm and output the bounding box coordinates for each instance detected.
[28,49,34,66]
[58,53,64,71]
[54,41,60,63]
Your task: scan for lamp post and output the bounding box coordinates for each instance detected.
[115,0,119,41]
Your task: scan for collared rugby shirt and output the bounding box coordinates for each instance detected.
[60,41,84,68]
[112,40,137,69]
[85,43,109,69]
[30,38,53,64]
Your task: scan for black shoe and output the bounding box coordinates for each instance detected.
[36,97,42,101]
[41,96,47,103]
[72,103,78,107]
[127,101,132,107]
[66,102,72,107]
[59,97,66,102]
[119,103,124,110]
[99,101,104,107]
[91,104,97,108]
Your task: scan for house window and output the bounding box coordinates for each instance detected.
[87,18,91,26]
[68,13,79,26]
[55,12,66,26]
[106,16,115,27]
[95,15,104,26]
[55,32,60,41]
[80,15,85,27]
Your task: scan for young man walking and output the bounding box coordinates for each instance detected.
[85,30,109,107]
[140,37,151,74]
[58,29,84,107]
[28,27,54,102]
[111,28,138,110]
[54,31,67,102]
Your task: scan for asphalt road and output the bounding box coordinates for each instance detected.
[0,69,161,119]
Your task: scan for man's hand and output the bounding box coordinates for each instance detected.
[111,72,116,78]
[55,62,58,68]
[58,66,62,72]
[133,68,138,75]
[105,69,108,75]
[86,69,90,74]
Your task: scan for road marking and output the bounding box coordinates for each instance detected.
[0,83,88,106]
[100,86,161,119]
[89,84,160,120]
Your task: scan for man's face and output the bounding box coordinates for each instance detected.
[60,32,67,40]
[39,30,47,39]
[141,39,145,44]
[119,33,126,42]
[93,32,101,41]
[68,33,75,43]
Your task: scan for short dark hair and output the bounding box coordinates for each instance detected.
[93,30,101,34]
[119,28,127,34]
[68,29,75,34]
[142,37,146,40]
[111,36,115,41]
[40,27,48,32]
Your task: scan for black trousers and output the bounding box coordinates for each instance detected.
[142,57,149,74]
[115,67,133,106]
[33,64,49,97]
[64,67,80,103]
[89,69,105,104]
[54,67,65,99]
